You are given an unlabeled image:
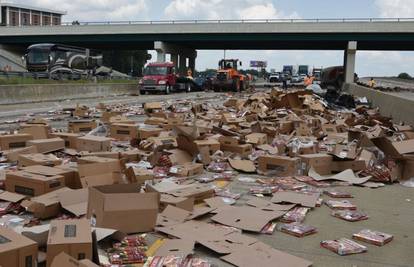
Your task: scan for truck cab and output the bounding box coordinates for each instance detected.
[139,62,177,94]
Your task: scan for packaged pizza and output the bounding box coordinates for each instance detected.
[261,221,277,234]
[280,207,310,223]
[277,222,317,237]
[321,238,367,255]
[332,210,368,222]
[352,229,393,246]
[325,200,356,210]
[323,190,353,198]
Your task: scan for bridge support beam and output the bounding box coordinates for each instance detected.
[171,54,178,70]
[154,41,197,75]
[344,41,357,84]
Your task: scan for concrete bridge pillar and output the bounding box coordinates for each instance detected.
[154,41,197,75]
[171,54,178,71]
[189,57,196,76]
[156,51,166,62]
[344,41,357,84]
[179,55,187,75]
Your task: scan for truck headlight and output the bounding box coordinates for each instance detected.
[138,79,143,84]
[158,80,167,85]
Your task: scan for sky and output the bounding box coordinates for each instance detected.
[9,0,414,76]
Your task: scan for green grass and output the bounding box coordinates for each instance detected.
[0,77,137,85]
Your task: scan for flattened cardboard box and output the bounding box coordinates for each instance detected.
[87,184,159,233]
[109,123,139,141]
[271,191,320,208]
[0,226,38,267]
[18,153,62,167]
[23,165,80,190]
[47,219,92,267]
[6,170,65,196]
[0,133,33,150]
[68,120,97,133]
[258,155,300,176]
[160,194,194,211]
[21,187,71,219]
[50,133,82,149]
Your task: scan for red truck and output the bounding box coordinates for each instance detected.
[138,62,197,94]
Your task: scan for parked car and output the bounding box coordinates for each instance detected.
[268,73,281,83]
[291,75,301,83]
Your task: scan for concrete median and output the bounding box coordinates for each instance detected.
[0,83,138,105]
[345,83,414,126]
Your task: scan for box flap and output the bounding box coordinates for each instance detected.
[228,159,256,173]
[58,188,88,216]
[0,190,26,203]
[270,191,320,208]
[309,168,371,185]
[154,239,194,258]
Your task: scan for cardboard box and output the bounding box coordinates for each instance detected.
[299,154,333,175]
[160,194,194,211]
[322,124,346,135]
[58,188,88,217]
[101,111,123,123]
[77,136,111,152]
[221,143,253,157]
[6,170,65,196]
[50,252,99,267]
[169,162,204,177]
[68,120,97,133]
[3,146,37,162]
[258,155,300,176]
[50,133,81,149]
[0,226,38,267]
[47,219,92,266]
[21,187,71,219]
[108,115,134,125]
[110,123,139,141]
[245,133,268,145]
[0,134,33,150]
[22,165,79,190]
[27,138,65,153]
[19,123,50,139]
[331,160,366,172]
[138,127,163,139]
[54,165,82,189]
[87,184,160,233]
[125,167,154,184]
[18,153,62,167]
[144,102,163,112]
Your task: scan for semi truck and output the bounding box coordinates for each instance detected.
[298,65,310,76]
[139,62,197,94]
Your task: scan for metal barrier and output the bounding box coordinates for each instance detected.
[3,18,414,28]
[0,71,133,80]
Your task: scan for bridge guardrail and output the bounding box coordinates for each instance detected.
[3,18,414,27]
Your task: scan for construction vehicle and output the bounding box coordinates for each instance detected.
[212,59,249,92]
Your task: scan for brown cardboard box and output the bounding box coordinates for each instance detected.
[47,219,92,266]
[0,134,33,150]
[125,167,154,184]
[194,139,221,154]
[108,115,134,125]
[245,133,268,145]
[221,143,253,157]
[322,124,346,135]
[145,117,168,126]
[110,123,139,141]
[73,105,89,117]
[138,127,163,139]
[169,162,204,177]
[21,187,71,219]
[54,165,82,189]
[77,156,119,165]
[299,154,333,175]
[77,136,111,152]
[6,170,65,196]
[58,188,88,217]
[0,226,38,267]
[50,252,99,267]
[331,160,366,172]
[87,184,160,233]
[160,194,194,211]
[27,138,65,153]
[78,161,121,187]
[144,102,163,112]
[50,133,82,149]
[22,165,79,190]
[3,146,38,162]
[101,111,123,123]
[258,155,300,176]
[147,136,178,150]
[68,120,97,133]
[19,123,50,139]
[401,156,414,180]
[18,153,62,167]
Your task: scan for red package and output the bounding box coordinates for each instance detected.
[321,238,367,256]
[352,229,393,246]
[325,200,356,210]
[261,221,277,234]
[280,207,310,223]
[277,222,317,237]
[324,190,353,198]
[249,186,277,195]
[332,210,368,222]
[294,176,331,188]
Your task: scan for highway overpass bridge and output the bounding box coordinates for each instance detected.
[1,18,414,82]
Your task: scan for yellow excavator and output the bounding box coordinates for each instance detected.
[212,59,249,92]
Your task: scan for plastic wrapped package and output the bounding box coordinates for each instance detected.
[325,200,356,210]
[323,190,353,198]
[352,229,393,246]
[280,207,310,223]
[332,210,369,222]
[321,238,367,256]
[277,222,317,237]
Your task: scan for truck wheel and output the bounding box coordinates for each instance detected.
[232,78,240,92]
[140,90,145,95]
[186,83,191,93]
[165,85,171,95]
[240,81,245,91]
